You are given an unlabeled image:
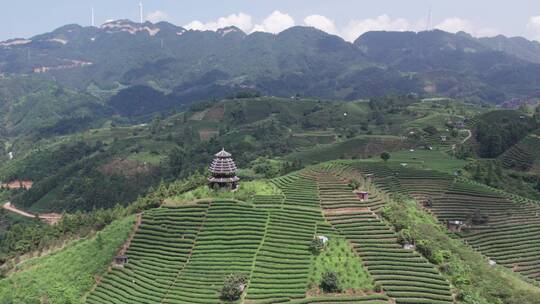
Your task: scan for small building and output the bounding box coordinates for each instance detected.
[316,235,329,244]
[455,121,465,129]
[208,148,240,190]
[440,135,447,142]
[447,220,465,232]
[403,243,416,250]
[355,191,369,201]
[114,255,129,267]
[488,259,497,267]
[364,173,375,180]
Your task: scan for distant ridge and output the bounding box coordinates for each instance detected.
[1,20,540,104]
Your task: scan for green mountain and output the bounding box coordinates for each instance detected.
[0,95,539,304]
[479,35,540,64]
[2,21,540,108]
[2,20,540,304]
[1,21,540,143]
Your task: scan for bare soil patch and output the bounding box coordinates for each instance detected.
[199,129,219,141]
[1,180,33,190]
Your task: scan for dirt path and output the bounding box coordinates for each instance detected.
[451,129,472,152]
[116,213,142,256]
[461,129,472,144]
[85,213,143,301]
[323,207,371,215]
[2,202,62,224]
[3,202,34,217]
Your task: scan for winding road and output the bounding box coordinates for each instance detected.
[2,202,62,224]
[461,129,472,144]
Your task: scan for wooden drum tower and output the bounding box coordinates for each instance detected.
[208,149,240,190]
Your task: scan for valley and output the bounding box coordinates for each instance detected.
[1,8,540,304]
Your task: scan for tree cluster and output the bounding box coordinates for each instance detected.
[220,273,248,301]
[320,272,341,293]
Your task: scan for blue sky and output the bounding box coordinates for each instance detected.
[3,0,540,41]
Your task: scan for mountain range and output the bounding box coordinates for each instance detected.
[1,20,540,138]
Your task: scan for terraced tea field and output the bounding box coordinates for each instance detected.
[431,181,517,222]
[163,201,267,303]
[349,162,408,197]
[336,161,540,283]
[245,208,317,301]
[309,168,454,304]
[88,167,459,303]
[444,181,540,282]
[285,294,391,303]
[88,173,390,303]
[87,203,210,303]
[394,168,454,201]
[501,134,540,173]
[87,160,540,303]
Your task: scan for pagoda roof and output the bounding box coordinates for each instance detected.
[214,148,232,158]
[209,149,238,174]
[209,158,237,173]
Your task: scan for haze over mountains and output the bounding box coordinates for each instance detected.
[1,19,540,138]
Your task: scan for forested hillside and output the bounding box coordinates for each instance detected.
[2,21,540,110]
[1,17,540,304]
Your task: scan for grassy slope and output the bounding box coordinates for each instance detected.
[286,135,406,165]
[389,149,468,174]
[309,238,374,293]
[164,180,282,205]
[0,215,135,304]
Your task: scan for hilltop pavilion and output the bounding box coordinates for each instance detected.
[208,148,239,190]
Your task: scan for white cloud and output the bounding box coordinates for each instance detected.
[527,16,540,41]
[182,11,502,41]
[252,11,295,34]
[184,11,294,34]
[304,15,338,35]
[184,20,206,31]
[184,12,253,33]
[146,10,169,23]
[436,17,498,37]
[436,18,473,33]
[342,15,411,42]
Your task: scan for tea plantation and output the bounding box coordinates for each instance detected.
[347,162,540,284]
[5,156,540,303]
[87,163,461,303]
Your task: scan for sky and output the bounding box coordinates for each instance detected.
[2,0,540,42]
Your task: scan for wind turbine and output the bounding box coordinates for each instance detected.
[426,6,433,31]
[91,7,95,27]
[139,1,144,24]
